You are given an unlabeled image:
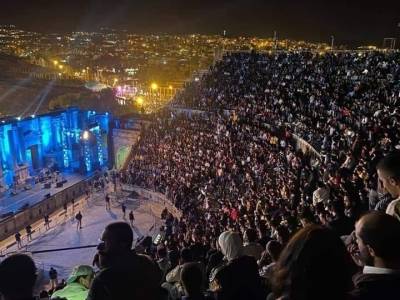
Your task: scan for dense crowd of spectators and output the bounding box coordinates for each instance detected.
[1,51,400,300]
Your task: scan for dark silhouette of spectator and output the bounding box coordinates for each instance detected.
[49,267,58,289]
[87,222,162,300]
[271,225,356,300]
[15,232,22,249]
[351,211,400,300]
[44,214,50,230]
[121,203,127,218]
[129,210,135,227]
[75,211,82,229]
[105,194,111,210]
[243,228,264,261]
[0,254,37,300]
[214,231,267,300]
[26,225,32,241]
[328,200,354,237]
[181,262,213,300]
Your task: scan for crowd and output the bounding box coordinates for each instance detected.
[1,50,400,300]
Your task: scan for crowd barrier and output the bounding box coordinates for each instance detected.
[0,178,91,242]
[121,184,182,219]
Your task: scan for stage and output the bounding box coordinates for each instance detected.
[0,173,88,217]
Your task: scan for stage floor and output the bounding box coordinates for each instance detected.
[0,173,88,216]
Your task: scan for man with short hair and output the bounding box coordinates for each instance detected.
[352,211,400,299]
[87,222,161,300]
[376,152,400,219]
[0,254,37,300]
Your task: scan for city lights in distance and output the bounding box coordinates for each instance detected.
[151,83,158,90]
[136,96,144,106]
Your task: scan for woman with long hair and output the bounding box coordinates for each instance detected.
[270,225,357,300]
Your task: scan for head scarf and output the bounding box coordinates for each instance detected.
[218,231,243,261]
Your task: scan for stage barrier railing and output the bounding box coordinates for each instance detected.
[0,177,92,245]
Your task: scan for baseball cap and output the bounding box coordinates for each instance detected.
[67,265,94,284]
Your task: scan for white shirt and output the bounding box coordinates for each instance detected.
[363,265,400,275]
[385,197,400,218]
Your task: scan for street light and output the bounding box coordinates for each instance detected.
[136,96,144,106]
[151,83,158,90]
[59,65,64,70]
[53,60,59,66]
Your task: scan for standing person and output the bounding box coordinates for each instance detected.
[121,203,126,219]
[49,267,58,290]
[63,202,68,218]
[105,194,111,210]
[25,225,32,242]
[44,214,50,230]
[15,232,22,249]
[129,210,135,227]
[76,211,83,230]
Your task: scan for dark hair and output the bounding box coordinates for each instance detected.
[358,211,400,260]
[157,246,167,258]
[272,225,355,300]
[180,248,193,263]
[0,254,37,297]
[105,222,133,249]
[299,209,315,224]
[266,240,283,262]
[181,262,203,296]
[245,228,258,243]
[376,151,400,180]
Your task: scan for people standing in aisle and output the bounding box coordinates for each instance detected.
[75,211,83,230]
[25,225,32,242]
[44,215,50,230]
[63,202,68,218]
[129,210,135,227]
[121,203,126,219]
[15,232,22,249]
[105,194,111,210]
[49,267,58,290]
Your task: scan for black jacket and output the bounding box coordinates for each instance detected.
[351,272,400,300]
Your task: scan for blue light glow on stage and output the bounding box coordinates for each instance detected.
[0,107,111,189]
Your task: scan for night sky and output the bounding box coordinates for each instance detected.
[2,0,400,45]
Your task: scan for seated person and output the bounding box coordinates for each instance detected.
[51,265,94,300]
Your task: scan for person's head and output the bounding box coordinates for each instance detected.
[0,254,37,300]
[180,248,193,264]
[218,231,243,261]
[355,211,400,268]
[100,222,133,255]
[243,228,258,244]
[157,246,167,259]
[299,209,315,227]
[67,265,95,289]
[376,151,400,198]
[329,200,345,217]
[266,240,283,262]
[181,263,204,296]
[168,250,180,268]
[272,225,355,300]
